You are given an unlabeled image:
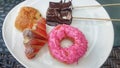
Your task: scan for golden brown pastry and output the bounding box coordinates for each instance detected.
[15,7,41,31]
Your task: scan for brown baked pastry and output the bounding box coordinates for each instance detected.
[46,0,72,26]
[15,7,41,31]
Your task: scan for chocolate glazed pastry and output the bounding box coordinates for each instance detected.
[46,0,73,26]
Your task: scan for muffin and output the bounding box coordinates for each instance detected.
[15,7,41,31]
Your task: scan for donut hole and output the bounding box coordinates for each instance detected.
[60,37,73,48]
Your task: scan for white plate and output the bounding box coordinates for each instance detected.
[2,0,114,68]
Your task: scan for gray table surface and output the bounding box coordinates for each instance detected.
[97,0,120,47]
[0,0,120,68]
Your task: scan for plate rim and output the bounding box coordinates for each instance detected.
[2,0,28,68]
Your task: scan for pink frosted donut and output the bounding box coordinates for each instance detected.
[48,24,88,64]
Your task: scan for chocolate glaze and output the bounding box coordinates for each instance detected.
[46,0,72,26]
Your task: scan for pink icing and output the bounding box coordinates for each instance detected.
[48,24,88,64]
